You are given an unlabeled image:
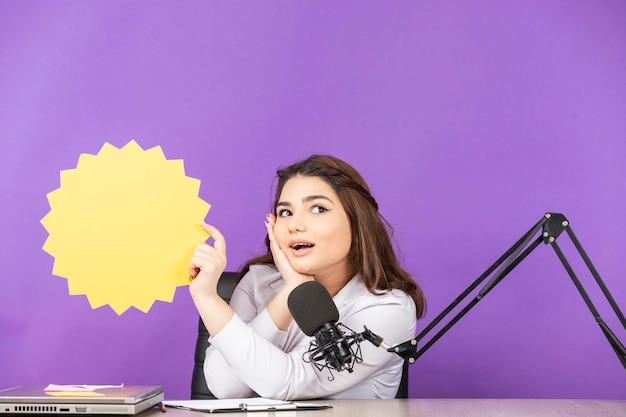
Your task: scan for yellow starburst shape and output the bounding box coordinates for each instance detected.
[41,140,210,315]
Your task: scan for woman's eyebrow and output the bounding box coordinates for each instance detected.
[276,195,333,207]
[303,195,332,203]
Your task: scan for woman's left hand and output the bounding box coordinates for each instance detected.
[188,223,227,299]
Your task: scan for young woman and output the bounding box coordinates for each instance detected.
[188,154,425,400]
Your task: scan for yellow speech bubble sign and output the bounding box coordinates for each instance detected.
[41,140,210,315]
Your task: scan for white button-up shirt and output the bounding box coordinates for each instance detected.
[204,264,417,400]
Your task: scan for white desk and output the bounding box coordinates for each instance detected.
[157,398,626,417]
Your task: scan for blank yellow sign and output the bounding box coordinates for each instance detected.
[41,140,210,315]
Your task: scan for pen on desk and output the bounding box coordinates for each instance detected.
[241,402,295,411]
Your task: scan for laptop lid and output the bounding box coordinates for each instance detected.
[0,385,164,415]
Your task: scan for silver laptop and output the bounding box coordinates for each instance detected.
[0,385,164,415]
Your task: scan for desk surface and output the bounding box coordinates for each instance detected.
[157,398,626,417]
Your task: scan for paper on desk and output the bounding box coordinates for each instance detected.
[44,385,105,397]
[46,392,106,397]
[44,384,124,392]
[45,384,94,392]
[163,398,330,413]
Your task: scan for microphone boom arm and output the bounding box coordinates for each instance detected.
[363,213,626,368]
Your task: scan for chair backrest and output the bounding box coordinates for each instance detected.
[190,271,410,399]
[396,361,409,398]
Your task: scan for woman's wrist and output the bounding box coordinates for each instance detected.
[282,275,313,293]
[190,287,221,304]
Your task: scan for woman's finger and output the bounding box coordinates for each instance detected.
[188,223,227,279]
[265,214,286,263]
[201,222,227,258]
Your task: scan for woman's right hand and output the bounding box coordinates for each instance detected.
[264,214,311,330]
[265,214,314,290]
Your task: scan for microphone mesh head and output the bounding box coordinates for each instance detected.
[287,281,339,336]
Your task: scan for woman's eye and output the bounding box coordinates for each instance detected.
[277,209,292,217]
[312,205,327,214]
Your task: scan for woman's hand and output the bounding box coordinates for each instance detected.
[264,214,313,331]
[265,214,314,290]
[188,223,234,338]
[188,223,227,300]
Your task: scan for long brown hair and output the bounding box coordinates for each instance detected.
[240,154,425,318]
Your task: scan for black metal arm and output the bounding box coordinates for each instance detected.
[365,213,626,368]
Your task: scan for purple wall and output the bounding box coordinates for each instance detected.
[1,1,625,400]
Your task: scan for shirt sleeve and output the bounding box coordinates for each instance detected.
[203,344,255,398]
[228,271,288,346]
[207,288,417,400]
[204,267,288,398]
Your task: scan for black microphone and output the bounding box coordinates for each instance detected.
[287,281,362,376]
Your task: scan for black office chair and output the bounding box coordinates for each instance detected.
[396,362,409,398]
[190,271,409,399]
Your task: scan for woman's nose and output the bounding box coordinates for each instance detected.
[288,218,305,233]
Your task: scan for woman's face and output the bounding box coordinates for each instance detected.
[274,175,352,285]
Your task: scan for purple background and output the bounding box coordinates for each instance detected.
[1,1,625,400]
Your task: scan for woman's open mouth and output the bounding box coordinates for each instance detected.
[290,242,315,254]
